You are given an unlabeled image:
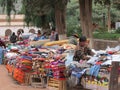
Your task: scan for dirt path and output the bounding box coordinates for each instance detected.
[0,65,48,90]
[0,65,109,90]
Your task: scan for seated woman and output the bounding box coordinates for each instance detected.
[40,32,47,40]
[33,30,42,41]
[10,32,18,43]
[49,30,55,41]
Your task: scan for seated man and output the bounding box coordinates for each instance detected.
[68,34,79,45]
[74,36,94,61]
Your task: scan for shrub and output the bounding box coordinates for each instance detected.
[115,27,120,33]
[93,32,120,40]
[66,26,82,37]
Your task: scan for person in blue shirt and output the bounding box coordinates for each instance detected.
[34,30,42,41]
[40,32,47,40]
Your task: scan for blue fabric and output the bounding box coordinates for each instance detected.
[65,53,74,66]
[72,71,82,78]
[0,47,4,64]
[34,36,41,41]
[40,36,46,39]
[89,65,100,77]
[21,55,32,61]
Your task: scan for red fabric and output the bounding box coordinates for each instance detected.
[13,68,25,83]
[96,61,102,65]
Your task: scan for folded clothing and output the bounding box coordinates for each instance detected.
[21,55,32,61]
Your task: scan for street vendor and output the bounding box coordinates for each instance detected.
[10,32,18,43]
[73,36,94,61]
[68,34,79,45]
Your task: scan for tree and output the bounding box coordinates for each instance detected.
[94,0,111,32]
[79,0,93,48]
[0,0,69,38]
[66,0,82,37]
[54,0,68,39]
[92,4,107,27]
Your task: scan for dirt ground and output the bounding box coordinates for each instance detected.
[0,65,110,90]
[0,65,48,90]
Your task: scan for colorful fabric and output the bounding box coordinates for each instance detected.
[89,64,100,77]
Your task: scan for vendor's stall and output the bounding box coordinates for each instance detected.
[3,38,120,90]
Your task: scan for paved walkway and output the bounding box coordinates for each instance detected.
[0,65,48,90]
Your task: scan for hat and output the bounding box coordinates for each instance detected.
[72,34,79,38]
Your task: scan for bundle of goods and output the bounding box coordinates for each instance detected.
[43,40,68,46]
[61,44,76,50]
[47,58,66,90]
[84,46,120,89]
[66,62,87,88]
[49,55,66,80]
[86,61,109,87]
[16,55,33,72]
[29,39,50,46]
[5,51,19,73]
[13,68,25,83]
[32,55,46,75]
[17,39,29,46]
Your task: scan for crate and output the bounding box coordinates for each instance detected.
[30,74,42,88]
[48,78,66,90]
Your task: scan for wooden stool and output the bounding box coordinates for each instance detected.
[30,74,42,88]
[24,73,31,85]
[48,78,66,90]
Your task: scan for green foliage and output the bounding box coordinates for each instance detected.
[0,0,17,21]
[94,0,111,6]
[92,3,107,25]
[66,21,82,37]
[21,0,55,28]
[93,0,120,28]
[115,27,120,33]
[95,27,108,33]
[113,1,120,10]
[110,8,120,22]
[93,27,120,40]
[66,0,81,37]
[0,0,69,28]
[93,32,120,40]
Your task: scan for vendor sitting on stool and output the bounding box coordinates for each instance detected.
[73,35,94,61]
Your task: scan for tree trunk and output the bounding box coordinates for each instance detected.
[107,5,111,32]
[55,3,67,40]
[109,62,119,90]
[79,0,94,48]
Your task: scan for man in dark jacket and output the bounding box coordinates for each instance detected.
[10,32,17,43]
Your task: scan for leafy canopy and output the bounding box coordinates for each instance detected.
[0,0,69,28]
